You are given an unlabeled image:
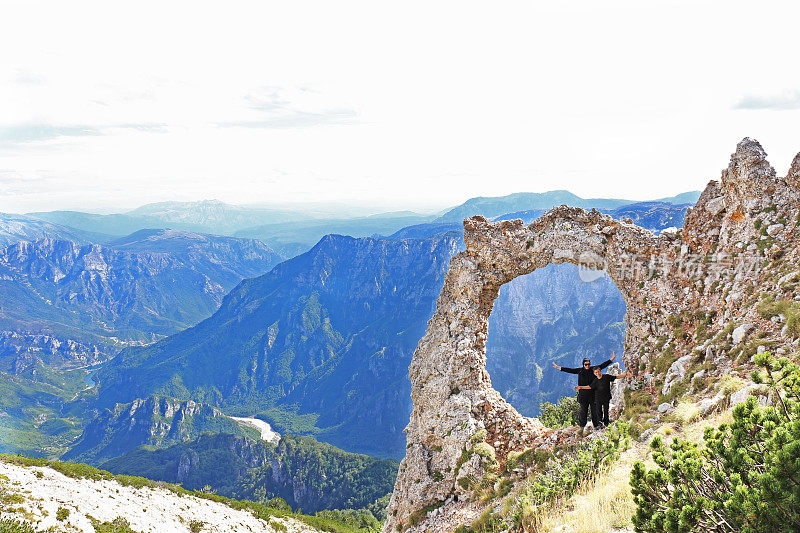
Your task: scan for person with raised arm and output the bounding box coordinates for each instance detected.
[575,365,633,428]
[552,351,616,430]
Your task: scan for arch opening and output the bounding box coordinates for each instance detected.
[485,262,627,418]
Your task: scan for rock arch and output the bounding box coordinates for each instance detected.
[383,206,674,532]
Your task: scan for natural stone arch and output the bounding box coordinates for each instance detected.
[383,206,673,532]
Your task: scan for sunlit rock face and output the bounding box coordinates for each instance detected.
[384,138,800,532]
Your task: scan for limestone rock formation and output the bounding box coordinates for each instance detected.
[384,138,800,532]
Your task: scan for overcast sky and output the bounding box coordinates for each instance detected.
[2,0,799,213]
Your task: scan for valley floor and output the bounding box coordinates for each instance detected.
[0,459,314,533]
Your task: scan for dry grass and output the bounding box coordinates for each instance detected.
[532,444,641,533]
[531,410,734,533]
[669,401,700,427]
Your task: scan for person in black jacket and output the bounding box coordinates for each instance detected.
[575,366,633,428]
[552,351,616,429]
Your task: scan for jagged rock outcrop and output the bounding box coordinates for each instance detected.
[384,138,800,532]
[62,395,251,464]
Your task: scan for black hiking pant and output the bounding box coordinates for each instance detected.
[578,398,599,427]
[595,399,610,427]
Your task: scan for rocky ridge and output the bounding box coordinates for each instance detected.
[62,396,252,465]
[384,138,800,532]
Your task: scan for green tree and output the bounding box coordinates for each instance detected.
[539,396,579,428]
[630,352,800,532]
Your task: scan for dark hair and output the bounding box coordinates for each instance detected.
[582,358,591,364]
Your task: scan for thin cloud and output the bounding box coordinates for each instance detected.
[112,123,170,133]
[0,123,170,145]
[226,86,358,129]
[218,109,357,129]
[0,124,101,144]
[734,90,800,110]
[12,68,46,86]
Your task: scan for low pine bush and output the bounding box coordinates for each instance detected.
[630,351,800,532]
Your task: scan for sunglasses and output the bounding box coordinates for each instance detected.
[584,362,591,366]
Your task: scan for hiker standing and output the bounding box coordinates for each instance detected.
[552,351,616,429]
[575,366,633,428]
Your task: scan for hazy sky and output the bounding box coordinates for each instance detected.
[2,1,799,213]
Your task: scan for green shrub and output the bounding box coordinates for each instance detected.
[0,519,37,533]
[631,352,800,532]
[757,296,793,319]
[56,506,70,521]
[539,396,579,428]
[88,516,140,533]
[495,423,630,531]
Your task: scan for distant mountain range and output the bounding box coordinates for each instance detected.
[232,212,437,257]
[26,200,311,237]
[0,231,283,370]
[0,212,110,247]
[17,191,699,256]
[434,190,700,223]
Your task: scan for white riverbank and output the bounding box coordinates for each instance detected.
[229,416,281,443]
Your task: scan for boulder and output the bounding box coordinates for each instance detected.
[767,223,785,237]
[661,227,679,239]
[698,395,726,417]
[705,197,726,216]
[661,354,696,395]
[732,323,754,344]
[730,384,770,407]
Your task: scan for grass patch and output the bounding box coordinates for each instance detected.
[0,519,37,533]
[88,516,141,533]
[668,401,700,428]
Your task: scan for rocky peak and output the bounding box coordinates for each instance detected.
[787,151,800,188]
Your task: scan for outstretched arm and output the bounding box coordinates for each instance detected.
[557,364,581,374]
[574,385,592,390]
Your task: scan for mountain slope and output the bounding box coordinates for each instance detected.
[0,456,324,532]
[95,233,462,458]
[101,433,398,514]
[61,395,255,464]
